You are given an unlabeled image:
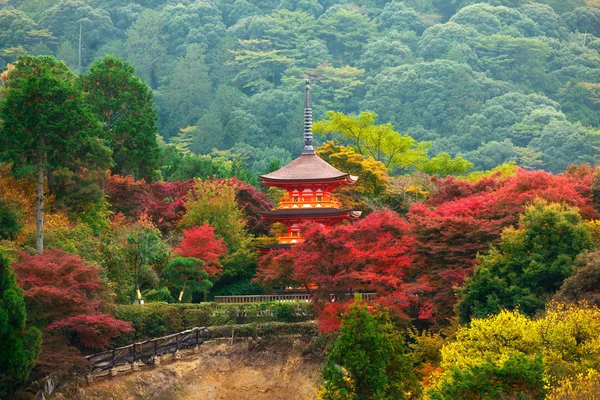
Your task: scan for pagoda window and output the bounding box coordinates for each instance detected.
[317,196,323,201]
[293,197,299,202]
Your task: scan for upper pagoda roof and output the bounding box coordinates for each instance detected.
[260,79,358,185]
[260,153,357,183]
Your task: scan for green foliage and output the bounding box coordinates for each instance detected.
[81,55,160,180]
[0,251,42,398]
[417,152,474,177]
[180,179,256,281]
[158,44,212,137]
[319,299,419,400]
[426,310,547,400]
[112,301,316,342]
[0,55,102,174]
[38,0,117,64]
[314,111,427,170]
[163,257,213,302]
[458,200,593,322]
[0,8,37,51]
[0,199,22,241]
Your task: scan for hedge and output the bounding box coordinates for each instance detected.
[111,301,317,344]
[208,321,317,339]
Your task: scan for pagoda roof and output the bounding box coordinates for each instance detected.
[259,208,362,219]
[260,153,358,183]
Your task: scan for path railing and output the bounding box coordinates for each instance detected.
[85,327,209,376]
[214,294,312,303]
[214,293,377,304]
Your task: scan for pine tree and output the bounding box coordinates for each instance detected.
[0,251,42,399]
[0,55,104,254]
[81,55,160,181]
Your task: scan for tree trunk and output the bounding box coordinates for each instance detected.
[36,148,45,255]
[178,281,187,302]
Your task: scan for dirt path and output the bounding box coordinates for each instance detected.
[70,338,324,400]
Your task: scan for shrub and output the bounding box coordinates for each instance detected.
[112,301,316,342]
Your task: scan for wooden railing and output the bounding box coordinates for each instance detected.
[85,327,209,376]
[214,293,377,304]
[214,294,312,303]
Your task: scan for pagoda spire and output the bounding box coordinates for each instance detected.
[302,78,315,155]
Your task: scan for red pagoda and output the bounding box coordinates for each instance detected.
[258,80,361,252]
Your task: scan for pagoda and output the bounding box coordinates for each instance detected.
[258,80,361,253]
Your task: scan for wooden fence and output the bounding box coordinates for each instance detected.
[85,327,209,376]
[214,294,312,303]
[214,293,377,304]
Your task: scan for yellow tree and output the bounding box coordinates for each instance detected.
[314,111,428,170]
[317,141,389,210]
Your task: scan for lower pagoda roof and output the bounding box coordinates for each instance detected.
[256,243,293,251]
[259,208,362,220]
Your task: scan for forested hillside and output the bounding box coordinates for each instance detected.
[1,0,600,173]
[1,1,600,399]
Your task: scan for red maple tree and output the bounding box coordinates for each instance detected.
[256,211,416,313]
[175,224,228,275]
[14,249,132,374]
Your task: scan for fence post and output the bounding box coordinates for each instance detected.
[112,348,116,368]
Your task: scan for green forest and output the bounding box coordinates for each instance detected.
[2,0,600,173]
[1,0,600,399]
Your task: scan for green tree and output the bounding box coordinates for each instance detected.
[0,251,42,399]
[0,199,22,241]
[417,152,474,176]
[81,56,160,180]
[180,179,255,281]
[529,120,599,173]
[158,44,212,138]
[126,9,167,89]
[0,8,37,51]
[476,34,552,91]
[319,299,419,400]
[316,4,376,65]
[458,200,593,322]
[377,2,427,34]
[427,310,547,400]
[39,0,117,67]
[314,111,427,170]
[229,39,294,92]
[163,257,213,302]
[0,55,103,254]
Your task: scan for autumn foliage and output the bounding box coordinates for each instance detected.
[175,224,228,276]
[13,249,132,374]
[406,168,599,321]
[258,167,600,325]
[105,175,272,234]
[257,210,418,314]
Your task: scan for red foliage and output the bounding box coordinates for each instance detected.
[14,249,132,374]
[406,168,599,321]
[105,174,150,217]
[317,302,350,333]
[106,175,273,234]
[227,178,273,236]
[257,211,415,313]
[175,224,228,275]
[146,180,195,231]
[258,167,599,328]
